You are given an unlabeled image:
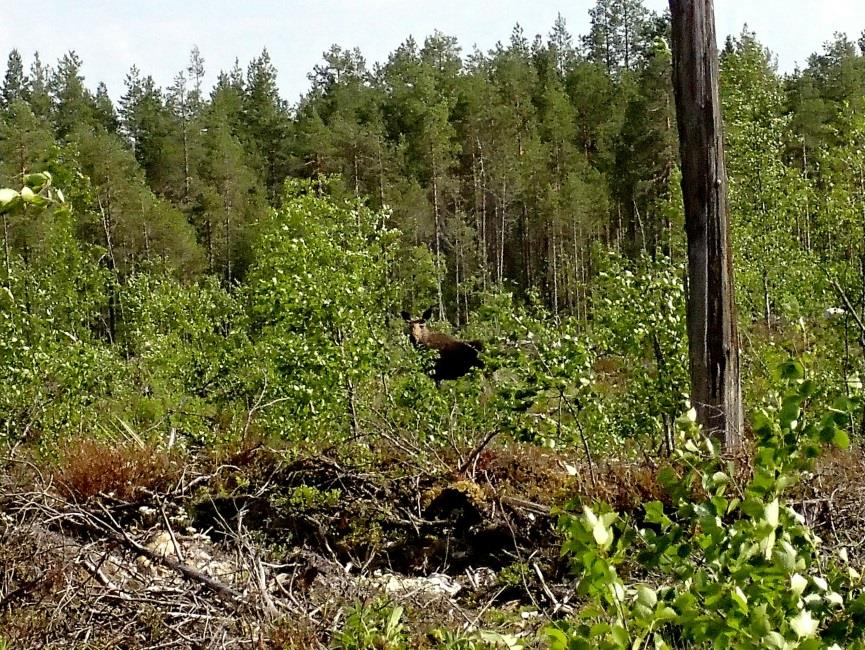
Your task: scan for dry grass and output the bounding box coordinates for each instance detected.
[52,438,182,501]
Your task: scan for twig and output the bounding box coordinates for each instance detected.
[532,561,559,609]
[458,429,500,477]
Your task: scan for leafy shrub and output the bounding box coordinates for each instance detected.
[243,178,401,443]
[331,599,524,650]
[331,601,409,650]
[117,272,248,444]
[548,360,865,649]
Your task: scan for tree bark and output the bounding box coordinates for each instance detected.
[2,215,10,285]
[431,154,445,322]
[669,0,743,450]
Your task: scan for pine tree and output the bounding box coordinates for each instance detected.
[613,37,677,256]
[242,49,291,199]
[1,49,29,109]
[28,52,53,121]
[0,100,55,183]
[584,0,653,73]
[72,128,204,278]
[119,67,174,192]
[296,45,390,202]
[196,103,263,281]
[186,45,206,112]
[584,0,619,73]
[548,13,577,77]
[167,71,195,202]
[210,63,245,130]
[93,82,119,132]
[49,51,96,138]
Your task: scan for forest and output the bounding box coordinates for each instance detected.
[3,0,865,647]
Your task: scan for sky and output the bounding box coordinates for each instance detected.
[1,1,864,104]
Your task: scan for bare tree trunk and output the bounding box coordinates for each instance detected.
[477,138,488,293]
[521,204,531,290]
[353,149,360,197]
[98,192,118,344]
[623,2,631,72]
[803,140,812,252]
[2,215,10,284]
[143,223,151,262]
[669,0,743,451]
[98,195,117,272]
[377,140,386,207]
[455,234,462,327]
[182,115,190,202]
[223,174,233,283]
[431,156,445,321]
[225,203,233,284]
[551,221,559,317]
[574,214,584,321]
[205,218,214,273]
[499,184,507,283]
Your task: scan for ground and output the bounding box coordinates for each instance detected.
[2,437,864,648]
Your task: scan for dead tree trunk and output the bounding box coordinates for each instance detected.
[669,0,743,451]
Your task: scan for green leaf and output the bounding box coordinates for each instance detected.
[764,498,779,527]
[385,605,403,635]
[752,411,773,435]
[779,394,801,427]
[832,429,850,449]
[0,188,20,213]
[644,501,668,525]
[778,359,805,381]
[797,641,822,650]
[545,628,569,650]
[610,624,629,647]
[636,585,657,608]
[762,631,786,649]
[790,609,818,638]
[798,379,818,398]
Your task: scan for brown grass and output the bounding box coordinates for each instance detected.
[52,438,182,501]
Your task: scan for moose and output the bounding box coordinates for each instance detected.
[401,307,484,385]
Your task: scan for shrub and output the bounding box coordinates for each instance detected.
[548,360,865,649]
[243,179,400,443]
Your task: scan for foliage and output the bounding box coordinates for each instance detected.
[548,361,865,649]
[331,599,524,650]
[331,601,409,650]
[244,178,401,442]
[589,252,688,448]
[116,272,247,443]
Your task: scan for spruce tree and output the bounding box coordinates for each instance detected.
[1,49,29,109]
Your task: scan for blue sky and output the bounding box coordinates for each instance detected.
[1,1,863,103]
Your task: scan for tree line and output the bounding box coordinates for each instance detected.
[2,2,865,331]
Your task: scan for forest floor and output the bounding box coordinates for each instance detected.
[2,436,865,649]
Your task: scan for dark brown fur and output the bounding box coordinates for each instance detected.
[401,307,484,384]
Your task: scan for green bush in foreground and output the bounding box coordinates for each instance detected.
[549,360,865,650]
[331,599,524,649]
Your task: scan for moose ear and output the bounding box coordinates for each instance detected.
[421,306,434,321]
[400,310,411,322]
